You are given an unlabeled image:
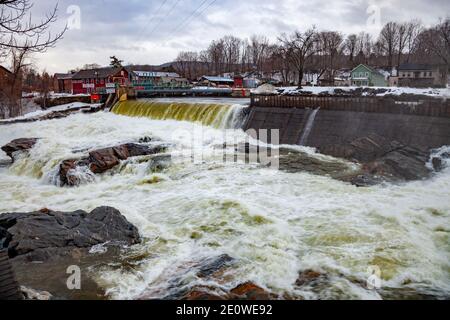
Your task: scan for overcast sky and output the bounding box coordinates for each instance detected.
[24,0,450,73]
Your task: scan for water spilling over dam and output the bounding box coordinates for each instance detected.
[0,98,449,300]
[112,100,247,129]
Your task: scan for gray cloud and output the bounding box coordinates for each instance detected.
[27,0,450,72]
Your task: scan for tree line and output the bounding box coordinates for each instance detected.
[0,0,65,118]
[174,18,450,86]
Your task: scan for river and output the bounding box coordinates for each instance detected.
[0,99,449,300]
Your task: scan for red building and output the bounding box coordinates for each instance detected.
[71,67,129,94]
[233,75,243,88]
[54,73,74,93]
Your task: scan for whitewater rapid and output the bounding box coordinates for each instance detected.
[0,105,449,300]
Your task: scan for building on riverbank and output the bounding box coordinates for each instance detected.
[350,64,388,87]
[54,73,74,94]
[130,70,186,85]
[71,67,129,94]
[199,76,235,87]
[398,63,447,88]
[0,65,22,118]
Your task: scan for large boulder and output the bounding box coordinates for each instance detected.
[0,206,140,260]
[319,134,431,183]
[1,138,38,161]
[59,143,167,186]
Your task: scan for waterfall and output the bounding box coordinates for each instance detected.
[111,100,247,129]
[299,108,320,146]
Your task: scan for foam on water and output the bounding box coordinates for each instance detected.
[0,110,449,300]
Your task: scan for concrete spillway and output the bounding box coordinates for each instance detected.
[244,96,450,152]
[111,100,247,129]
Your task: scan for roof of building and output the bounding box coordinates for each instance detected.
[398,63,433,71]
[201,76,234,83]
[133,71,180,78]
[54,73,74,80]
[72,67,125,80]
[0,65,12,75]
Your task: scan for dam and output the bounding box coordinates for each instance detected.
[244,95,450,152]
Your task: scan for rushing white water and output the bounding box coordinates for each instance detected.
[0,106,449,300]
[299,108,320,146]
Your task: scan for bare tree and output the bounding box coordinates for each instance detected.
[420,18,450,67]
[0,0,66,118]
[379,22,400,68]
[345,34,357,63]
[0,0,66,52]
[278,28,319,88]
[405,20,423,63]
[318,31,344,83]
[395,21,423,69]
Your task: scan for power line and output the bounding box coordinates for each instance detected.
[137,0,170,41]
[146,0,182,40]
[168,0,210,36]
[170,0,219,38]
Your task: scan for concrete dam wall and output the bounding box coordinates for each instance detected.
[244,95,450,152]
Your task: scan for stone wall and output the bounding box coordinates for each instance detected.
[244,106,450,151]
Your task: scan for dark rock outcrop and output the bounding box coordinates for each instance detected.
[229,282,274,300]
[196,254,235,278]
[181,282,274,301]
[1,138,38,160]
[59,143,167,186]
[319,134,431,183]
[0,206,140,260]
[296,270,327,287]
[431,152,449,172]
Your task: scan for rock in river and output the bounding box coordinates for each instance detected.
[1,138,38,161]
[0,206,140,260]
[319,134,432,183]
[59,143,167,186]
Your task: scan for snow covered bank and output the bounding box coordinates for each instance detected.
[278,86,450,98]
[0,102,101,124]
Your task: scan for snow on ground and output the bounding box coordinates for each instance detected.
[49,92,90,98]
[279,86,450,98]
[22,92,90,99]
[0,102,101,123]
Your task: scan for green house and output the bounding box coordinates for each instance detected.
[351,64,388,87]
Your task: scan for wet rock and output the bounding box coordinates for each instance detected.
[349,174,385,187]
[139,136,153,143]
[182,287,226,300]
[361,145,430,181]
[177,282,275,301]
[59,143,167,186]
[319,134,431,183]
[20,286,52,300]
[278,148,354,179]
[229,282,274,300]
[0,206,140,260]
[196,254,235,278]
[432,157,446,172]
[1,138,38,160]
[296,270,327,287]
